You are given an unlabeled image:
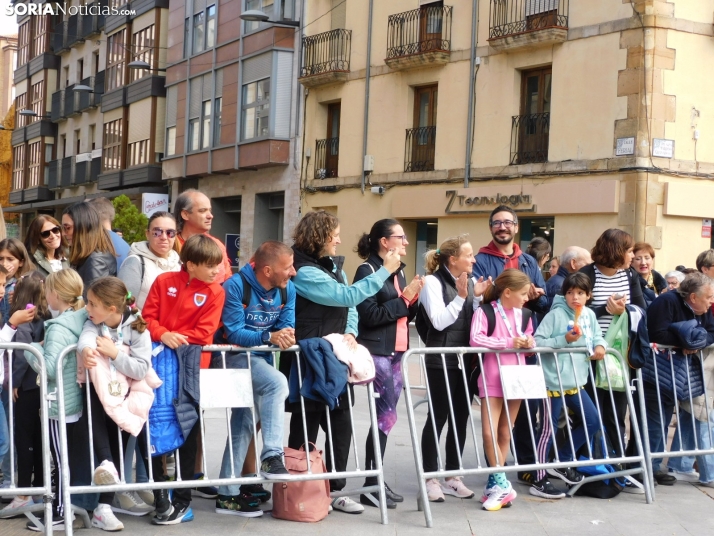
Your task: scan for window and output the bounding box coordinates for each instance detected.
[165,85,178,156]
[90,124,96,150]
[245,0,296,32]
[27,141,42,188]
[201,100,211,150]
[15,93,27,128]
[63,66,70,88]
[93,52,100,76]
[166,127,177,156]
[131,25,156,82]
[12,145,26,190]
[188,73,218,151]
[17,22,29,66]
[191,5,216,55]
[206,5,217,48]
[183,18,190,59]
[102,119,124,170]
[75,129,81,154]
[31,16,49,58]
[405,85,438,172]
[511,66,551,164]
[213,97,222,147]
[107,30,128,91]
[242,78,270,141]
[30,80,44,122]
[128,139,150,166]
[192,12,205,54]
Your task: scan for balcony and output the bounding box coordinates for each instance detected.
[314,138,339,179]
[51,89,66,122]
[60,156,73,187]
[404,126,436,172]
[488,0,568,52]
[53,21,68,53]
[98,164,163,190]
[510,112,549,164]
[64,85,79,117]
[79,1,106,39]
[299,30,351,89]
[386,5,452,71]
[77,76,101,112]
[66,14,82,48]
[48,154,100,189]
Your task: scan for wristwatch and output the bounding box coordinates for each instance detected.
[262,331,271,344]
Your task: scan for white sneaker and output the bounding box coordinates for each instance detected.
[92,503,124,531]
[426,478,445,502]
[621,477,646,494]
[331,496,364,514]
[137,490,155,506]
[670,470,700,482]
[112,491,154,516]
[1,495,34,516]
[93,460,120,486]
[696,481,714,488]
[440,477,475,499]
[482,482,517,512]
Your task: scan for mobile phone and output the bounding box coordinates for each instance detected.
[612,293,624,300]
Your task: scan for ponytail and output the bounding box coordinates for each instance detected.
[354,219,400,260]
[126,292,147,333]
[424,234,470,275]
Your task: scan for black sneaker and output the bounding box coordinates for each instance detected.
[518,471,535,484]
[215,494,263,517]
[654,471,676,486]
[192,473,218,499]
[240,483,272,503]
[529,477,566,499]
[153,489,174,521]
[384,482,404,503]
[151,502,194,525]
[26,514,66,531]
[547,467,584,485]
[359,493,396,509]
[260,455,290,480]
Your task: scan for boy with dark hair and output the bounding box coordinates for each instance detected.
[142,234,226,525]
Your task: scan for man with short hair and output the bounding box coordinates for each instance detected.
[546,246,592,298]
[174,189,233,283]
[212,240,295,517]
[87,197,130,268]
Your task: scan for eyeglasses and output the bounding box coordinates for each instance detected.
[40,226,61,239]
[390,235,408,242]
[150,228,177,238]
[490,220,516,229]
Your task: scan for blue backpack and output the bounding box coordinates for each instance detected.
[573,430,625,499]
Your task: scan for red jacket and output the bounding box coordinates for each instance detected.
[142,270,225,368]
[177,233,233,284]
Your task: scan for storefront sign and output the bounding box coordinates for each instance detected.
[445,190,535,214]
[616,137,635,156]
[653,139,674,158]
[141,193,169,216]
[703,219,712,239]
[226,233,240,267]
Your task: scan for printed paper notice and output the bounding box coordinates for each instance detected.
[200,369,254,409]
[500,365,548,400]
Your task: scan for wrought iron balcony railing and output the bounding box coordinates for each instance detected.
[510,112,549,165]
[387,5,452,60]
[404,126,436,173]
[489,0,568,39]
[301,29,351,78]
[314,137,339,179]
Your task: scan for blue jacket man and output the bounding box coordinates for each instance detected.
[213,241,296,512]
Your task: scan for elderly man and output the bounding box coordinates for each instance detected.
[546,246,592,298]
[643,273,714,485]
[174,189,233,283]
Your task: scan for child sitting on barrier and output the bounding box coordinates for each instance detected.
[533,272,605,498]
[78,277,154,532]
[470,269,535,512]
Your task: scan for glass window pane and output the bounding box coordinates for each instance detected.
[244,82,257,105]
[193,13,205,54]
[244,108,256,140]
[258,78,270,101]
[166,127,176,156]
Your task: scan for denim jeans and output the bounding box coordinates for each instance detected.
[667,407,714,483]
[642,383,675,473]
[0,386,8,474]
[212,352,289,496]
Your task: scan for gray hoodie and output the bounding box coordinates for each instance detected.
[118,241,181,309]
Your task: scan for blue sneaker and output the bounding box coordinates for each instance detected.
[152,503,194,525]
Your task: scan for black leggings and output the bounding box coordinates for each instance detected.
[145,423,199,507]
[15,387,43,489]
[421,367,472,473]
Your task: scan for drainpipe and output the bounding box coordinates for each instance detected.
[464,0,479,188]
[294,0,307,171]
[634,171,647,242]
[360,0,374,194]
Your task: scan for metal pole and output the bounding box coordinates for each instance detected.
[360,0,374,193]
[464,0,479,188]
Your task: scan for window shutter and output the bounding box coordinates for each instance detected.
[331,0,346,29]
[193,0,206,15]
[166,85,177,127]
[243,52,272,84]
[202,72,213,102]
[189,78,201,119]
[215,68,223,98]
[274,51,292,138]
[128,100,152,143]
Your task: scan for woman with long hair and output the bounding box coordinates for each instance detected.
[353,219,423,509]
[24,215,69,277]
[65,202,116,291]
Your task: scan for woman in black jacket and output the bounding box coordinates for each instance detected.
[65,202,116,293]
[353,219,423,509]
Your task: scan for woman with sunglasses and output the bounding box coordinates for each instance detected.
[24,215,70,277]
[118,211,181,309]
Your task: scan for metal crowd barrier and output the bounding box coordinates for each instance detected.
[55,344,388,535]
[0,343,54,535]
[636,343,714,498]
[401,346,652,528]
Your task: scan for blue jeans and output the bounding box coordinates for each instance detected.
[667,407,714,483]
[642,383,675,473]
[212,352,289,496]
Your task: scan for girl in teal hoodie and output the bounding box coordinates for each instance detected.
[532,273,607,499]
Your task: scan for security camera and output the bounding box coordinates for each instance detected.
[371,186,384,195]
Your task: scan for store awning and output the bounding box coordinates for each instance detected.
[3,186,169,213]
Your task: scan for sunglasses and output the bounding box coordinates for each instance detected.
[150,228,177,238]
[40,226,61,239]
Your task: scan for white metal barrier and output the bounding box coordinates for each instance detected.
[401,346,652,528]
[54,343,388,534]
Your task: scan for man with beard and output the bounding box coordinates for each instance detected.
[472,205,547,484]
[212,240,296,516]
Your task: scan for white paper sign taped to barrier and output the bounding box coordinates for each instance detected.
[500,365,548,400]
[200,369,254,409]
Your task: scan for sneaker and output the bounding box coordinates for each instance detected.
[215,494,263,517]
[359,492,397,509]
[192,473,218,499]
[482,483,517,512]
[1,496,34,517]
[654,471,676,486]
[153,490,174,521]
[440,477,475,499]
[152,502,194,525]
[93,460,120,486]
[426,478,445,502]
[518,471,534,484]
[547,467,584,485]
[695,481,714,488]
[669,469,699,482]
[26,514,67,531]
[621,478,646,494]
[529,477,565,499]
[137,490,155,506]
[384,482,404,503]
[92,503,124,531]
[331,496,364,514]
[240,483,272,503]
[260,455,290,480]
[112,491,154,516]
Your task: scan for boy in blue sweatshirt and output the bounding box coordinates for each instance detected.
[212,241,296,517]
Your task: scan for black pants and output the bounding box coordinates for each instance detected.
[512,399,541,466]
[146,422,199,507]
[421,367,471,473]
[288,408,352,492]
[364,428,387,473]
[585,382,629,457]
[49,419,87,516]
[14,387,43,489]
